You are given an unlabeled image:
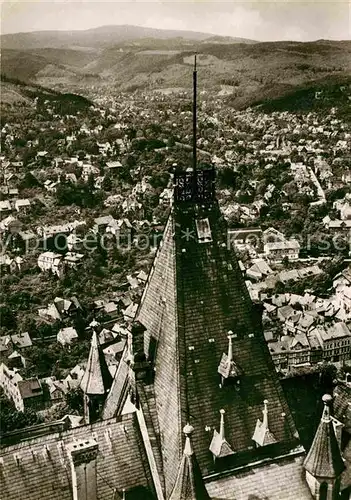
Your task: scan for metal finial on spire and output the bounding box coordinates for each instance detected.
[170,422,211,499]
[183,424,194,456]
[321,393,333,423]
[219,409,226,439]
[303,393,345,479]
[227,331,234,363]
[262,399,269,429]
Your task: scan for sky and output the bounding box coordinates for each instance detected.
[1,0,350,41]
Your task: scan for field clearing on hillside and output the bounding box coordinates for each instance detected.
[137,50,181,55]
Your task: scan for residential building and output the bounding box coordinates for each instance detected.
[105,160,122,173]
[310,322,351,362]
[106,218,133,240]
[93,215,115,233]
[0,335,12,357]
[0,200,12,213]
[0,254,19,274]
[14,199,31,212]
[37,251,63,276]
[268,333,315,371]
[0,363,43,411]
[39,296,81,322]
[11,332,32,350]
[57,327,79,346]
[63,252,84,269]
[263,227,300,262]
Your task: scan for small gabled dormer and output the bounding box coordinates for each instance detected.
[218,331,243,387]
[209,409,235,461]
[252,400,277,447]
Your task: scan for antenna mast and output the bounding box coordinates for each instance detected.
[192,53,197,173]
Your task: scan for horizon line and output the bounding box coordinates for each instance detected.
[1,23,350,43]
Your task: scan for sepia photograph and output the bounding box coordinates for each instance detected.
[0,1,350,498]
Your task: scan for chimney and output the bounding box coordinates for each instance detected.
[66,438,98,500]
[131,321,146,362]
[131,321,150,382]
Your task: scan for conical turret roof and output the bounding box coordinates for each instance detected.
[303,394,345,479]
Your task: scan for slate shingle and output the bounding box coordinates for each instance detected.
[0,414,155,500]
[136,188,300,495]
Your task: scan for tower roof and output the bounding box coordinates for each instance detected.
[169,425,210,500]
[80,330,113,395]
[303,394,345,479]
[135,168,299,493]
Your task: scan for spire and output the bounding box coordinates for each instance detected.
[252,400,277,447]
[217,331,243,383]
[262,399,268,429]
[80,330,113,396]
[193,53,197,173]
[169,424,210,500]
[209,409,234,459]
[303,394,345,479]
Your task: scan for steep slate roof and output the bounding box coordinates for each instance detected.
[303,394,345,479]
[102,347,130,418]
[80,331,113,395]
[0,414,155,500]
[135,169,299,495]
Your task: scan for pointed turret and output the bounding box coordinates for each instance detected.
[80,330,113,423]
[303,395,345,498]
[209,409,234,460]
[252,400,277,447]
[169,424,210,500]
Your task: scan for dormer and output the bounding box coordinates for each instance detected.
[218,331,243,387]
[209,409,235,461]
[252,400,277,447]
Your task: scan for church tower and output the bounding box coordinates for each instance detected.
[129,56,300,496]
[80,330,113,424]
[303,394,345,500]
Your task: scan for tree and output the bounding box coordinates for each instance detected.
[0,389,43,433]
[0,306,17,332]
[217,167,237,189]
[101,175,113,191]
[65,388,84,414]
